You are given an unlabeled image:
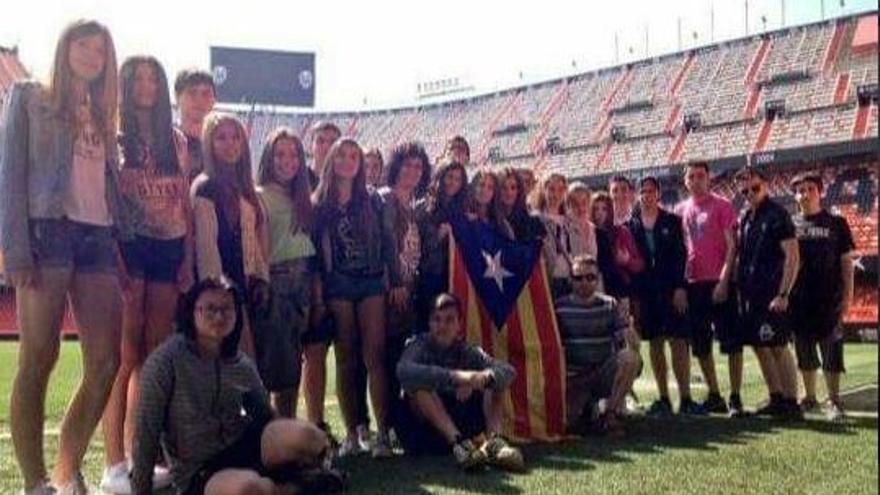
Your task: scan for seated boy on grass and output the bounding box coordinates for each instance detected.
[395,293,525,472]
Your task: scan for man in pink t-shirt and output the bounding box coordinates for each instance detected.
[676,161,744,417]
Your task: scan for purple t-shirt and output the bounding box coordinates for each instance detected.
[676,193,737,283]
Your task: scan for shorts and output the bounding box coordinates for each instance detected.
[301,312,335,346]
[121,235,185,283]
[687,281,742,356]
[790,303,843,342]
[323,271,385,303]
[251,261,311,392]
[184,418,269,495]
[565,358,617,433]
[794,333,846,373]
[30,218,117,274]
[632,291,688,341]
[739,296,792,348]
[396,391,487,456]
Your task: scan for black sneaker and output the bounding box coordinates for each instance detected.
[701,393,729,414]
[728,394,746,418]
[799,396,821,414]
[780,398,805,422]
[678,397,707,416]
[755,396,786,417]
[646,397,673,417]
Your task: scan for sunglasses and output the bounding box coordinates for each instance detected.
[739,184,762,196]
[572,273,599,282]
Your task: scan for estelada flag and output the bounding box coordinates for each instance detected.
[448,217,566,441]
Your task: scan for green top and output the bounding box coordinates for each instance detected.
[258,184,315,264]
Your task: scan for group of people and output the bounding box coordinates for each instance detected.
[0,19,856,495]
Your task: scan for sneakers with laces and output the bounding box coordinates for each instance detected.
[825,400,845,422]
[678,397,707,416]
[371,431,393,459]
[21,480,56,495]
[646,397,673,417]
[481,434,525,472]
[452,438,487,471]
[701,393,729,414]
[54,472,89,495]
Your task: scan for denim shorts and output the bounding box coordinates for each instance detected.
[30,218,117,275]
[322,271,385,303]
[121,235,185,283]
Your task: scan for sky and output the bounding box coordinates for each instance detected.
[1,0,876,111]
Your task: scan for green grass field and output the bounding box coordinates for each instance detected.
[0,342,877,494]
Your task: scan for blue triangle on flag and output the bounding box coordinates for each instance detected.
[451,216,542,329]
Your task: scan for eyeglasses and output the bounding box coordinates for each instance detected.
[739,184,762,196]
[196,305,236,318]
[572,273,599,282]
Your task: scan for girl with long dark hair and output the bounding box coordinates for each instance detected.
[253,128,315,418]
[312,138,397,458]
[100,55,191,494]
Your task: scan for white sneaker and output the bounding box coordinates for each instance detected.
[21,480,56,495]
[356,424,372,452]
[151,464,172,490]
[55,472,90,495]
[100,462,131,495]
[825,401,845,422]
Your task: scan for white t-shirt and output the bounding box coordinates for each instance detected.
[64,105,111,226]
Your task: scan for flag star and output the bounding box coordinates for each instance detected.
[482,249,513,292]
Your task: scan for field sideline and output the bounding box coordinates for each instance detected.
[0,342,876,494]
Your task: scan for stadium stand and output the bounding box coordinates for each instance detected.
[0,14,877,335]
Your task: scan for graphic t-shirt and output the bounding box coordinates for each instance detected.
[64,104,111,226]
[791,210,855,314]
[118,139,188,239]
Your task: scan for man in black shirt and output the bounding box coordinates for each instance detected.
[790,173,855,421]
[735,167,801,420]
[627,178,698,416]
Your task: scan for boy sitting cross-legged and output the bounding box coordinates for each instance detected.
[395,293,525,472]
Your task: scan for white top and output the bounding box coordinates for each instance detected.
[64,106,111,226]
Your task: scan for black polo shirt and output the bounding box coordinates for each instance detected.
[791,209,855,315]
[737,197,795,303]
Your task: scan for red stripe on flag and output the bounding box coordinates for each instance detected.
[527,265,566,437]
[504,308,532,439]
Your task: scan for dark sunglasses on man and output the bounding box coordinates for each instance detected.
[739,184,762,196]
[571,273,599,283]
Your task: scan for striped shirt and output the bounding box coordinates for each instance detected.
[555,293,628,373]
